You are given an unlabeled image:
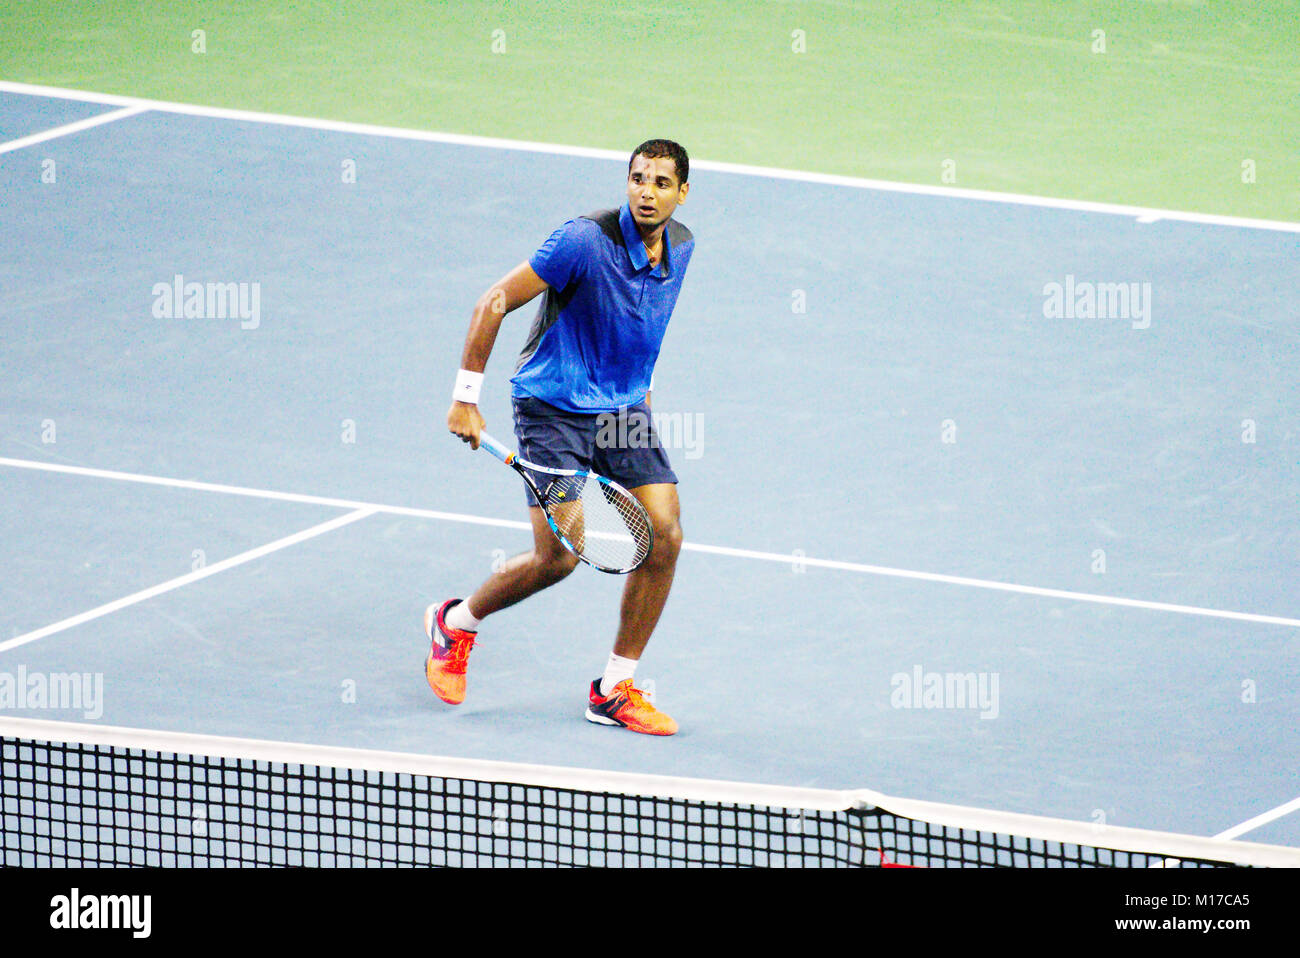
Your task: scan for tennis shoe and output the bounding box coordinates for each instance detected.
[585,678,677,735]
[424,600,477,705]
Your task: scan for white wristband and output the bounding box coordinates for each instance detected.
[453,369,484,404]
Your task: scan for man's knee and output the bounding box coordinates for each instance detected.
[649,515,683,564]
[529,506,579,583]
[537,546,580,583]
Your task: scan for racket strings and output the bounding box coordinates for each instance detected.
[542,475,652,572]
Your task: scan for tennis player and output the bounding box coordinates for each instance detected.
[428,139,694,735]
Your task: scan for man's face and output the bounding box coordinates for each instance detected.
[627,154,689,230]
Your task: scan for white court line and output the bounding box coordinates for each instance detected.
[0,80,1296,234]
[3,455,1298,630]
[0,507,376,654]
[685,541,1300,629]
[1215,795,1300,841]
[0,455,533,533]
[0,104,148,155]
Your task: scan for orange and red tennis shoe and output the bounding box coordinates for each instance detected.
[424,600,477,705]
[585,678,678,736]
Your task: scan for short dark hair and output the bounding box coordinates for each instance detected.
[629,139,689,185]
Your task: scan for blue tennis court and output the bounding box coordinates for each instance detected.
[2,85,1297,852]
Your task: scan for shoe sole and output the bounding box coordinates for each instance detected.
[584,707,675,735]
[584,708,622,727]
[425,654,465,706]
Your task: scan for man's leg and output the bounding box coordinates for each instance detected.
[427,505,578,704]
[613,482,683,657]
[584,482,683,734]
[462,505,580,618]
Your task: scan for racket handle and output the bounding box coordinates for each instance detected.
[477,431,515,464]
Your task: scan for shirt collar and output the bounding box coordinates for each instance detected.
[619,202,672,278]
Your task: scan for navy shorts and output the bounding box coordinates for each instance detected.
[512,395,678,506]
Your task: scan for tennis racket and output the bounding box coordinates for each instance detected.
[477,431,654,574]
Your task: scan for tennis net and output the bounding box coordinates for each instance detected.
[2,717,1296,868]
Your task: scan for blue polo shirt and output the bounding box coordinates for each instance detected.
[510,203,694,413]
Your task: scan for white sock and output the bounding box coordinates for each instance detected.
[600,652,638,697]
[445,599,481,633]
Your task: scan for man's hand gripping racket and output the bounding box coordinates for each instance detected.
[476,431,654,574]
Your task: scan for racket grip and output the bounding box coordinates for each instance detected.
[477,431,515,464]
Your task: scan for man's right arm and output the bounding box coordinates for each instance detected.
[447,261,549,449]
